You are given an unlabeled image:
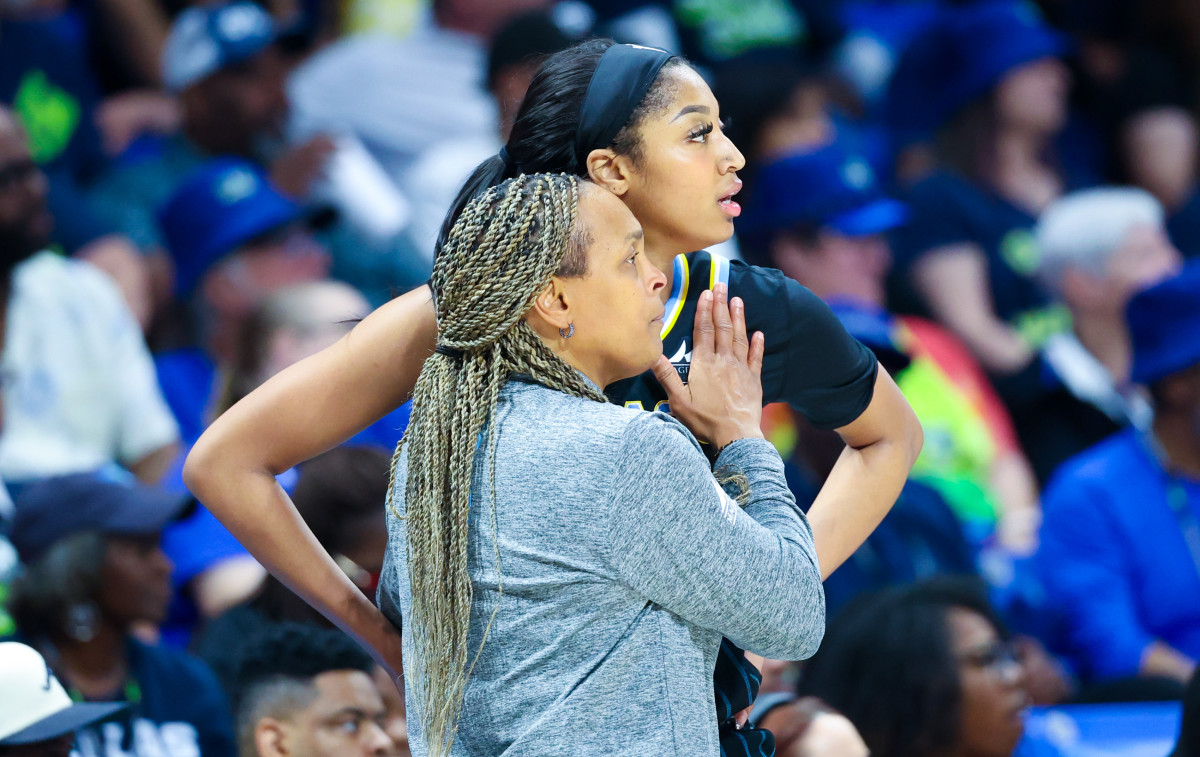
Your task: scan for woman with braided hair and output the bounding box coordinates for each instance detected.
[186,38,921,757]
[382,171,823,755]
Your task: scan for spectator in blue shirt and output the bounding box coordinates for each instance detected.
[1037,260,1200,686]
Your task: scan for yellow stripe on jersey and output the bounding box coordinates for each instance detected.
[660,254,689,338]
[708,252,731,291]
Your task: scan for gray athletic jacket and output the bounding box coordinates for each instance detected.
[379,378,824,756]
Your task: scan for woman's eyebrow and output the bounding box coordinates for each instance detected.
[671,104,710,122]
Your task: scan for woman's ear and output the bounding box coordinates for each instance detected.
[586,148,634,197]
[526,278,573,334]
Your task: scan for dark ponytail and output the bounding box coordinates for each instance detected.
[435,38,684,258]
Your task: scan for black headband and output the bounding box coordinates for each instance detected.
[573,44,673,168]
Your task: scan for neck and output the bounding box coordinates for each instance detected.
[1071,307,1131,383]
[1154,411,1200,479]
[992,127,1057,212]
[54,624,129,700]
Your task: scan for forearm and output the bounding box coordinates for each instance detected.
[990,451,1042,554]
[182,453,386,646]
[1140,641,1196,683]
[807,436,913,580]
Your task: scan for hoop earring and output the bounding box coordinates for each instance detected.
[559,324,574,339]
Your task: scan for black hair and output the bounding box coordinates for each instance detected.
[230,621,375,754]
[797,577,1007,757]
[435,38,686,259]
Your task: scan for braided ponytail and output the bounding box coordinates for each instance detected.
[390,174,605,755]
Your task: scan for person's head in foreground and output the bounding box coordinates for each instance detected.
[0,642,126,757]
[442,39,745,269]
[799,577,1029,757]
[397,172,663,753]
[231,622,396,757]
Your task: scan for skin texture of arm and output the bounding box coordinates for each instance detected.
[809,367,923,580]
[183,285,437,677]
[911,243,1035,375]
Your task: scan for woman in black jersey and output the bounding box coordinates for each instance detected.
[186,39,923,757]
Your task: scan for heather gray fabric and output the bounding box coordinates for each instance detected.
[380,378,824,756]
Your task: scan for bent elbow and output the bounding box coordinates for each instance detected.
[182,435,218,499]
[905,408,925,468]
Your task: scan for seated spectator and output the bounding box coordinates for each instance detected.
[89,1,425,301]
[799,578,1030,757]
[1034,187,1182,423]
[154,158,334,446]
[6,473,236,755]
[745,142,1040,553]
[886,1,1099,483]
[0,641,126,757]
[403,9,573,255]
[0,9,158,325]
[216,281,410,450]
[194,445,392,690]
[229,623,397,757]
[1037,261,1200,685]
[0,106,179,485]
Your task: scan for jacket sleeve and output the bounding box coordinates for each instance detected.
[604,412,825,660]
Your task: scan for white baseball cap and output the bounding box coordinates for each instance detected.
[0,643,127,745]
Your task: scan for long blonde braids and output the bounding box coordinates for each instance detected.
[390,173,607,756]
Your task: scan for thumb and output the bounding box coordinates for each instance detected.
[652,355,687,403]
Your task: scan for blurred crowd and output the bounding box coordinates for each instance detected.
[1,0,1200,755]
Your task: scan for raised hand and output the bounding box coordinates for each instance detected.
[652,282,765,451]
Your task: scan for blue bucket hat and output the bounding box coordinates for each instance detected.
[1128,259,1200,386]
[887,0,1068,143]
[745,142,908,238]
[162,1,278,92]
[157,158,314,297]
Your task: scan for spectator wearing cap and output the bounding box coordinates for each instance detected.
[743,142,1041,556]
[0,106,179,485]
[1033,187,1182,425]
[1036,260,1200,686]
[153,158,331,447]
[88,1,426,301]
[229,623,398,757]
[0,642,127,757]
[6,472,236,756]
[886,0,1094,484]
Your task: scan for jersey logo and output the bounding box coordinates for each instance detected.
[668,341,692,364]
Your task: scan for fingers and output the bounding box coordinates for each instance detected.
[694,289,715,355]
[652,355,687,403]
[730,295,750,363]
[748,332,765,380]
[712,283,733,356]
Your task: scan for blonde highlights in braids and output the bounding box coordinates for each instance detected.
[391,173,606,755]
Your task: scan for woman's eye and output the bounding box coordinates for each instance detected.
[688,123,714,143]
